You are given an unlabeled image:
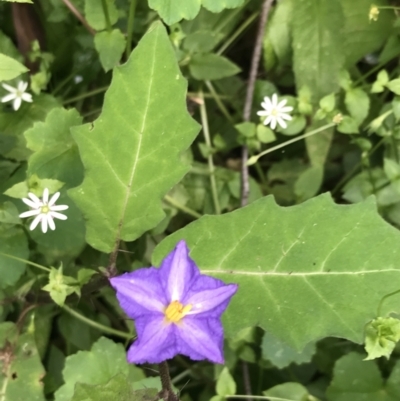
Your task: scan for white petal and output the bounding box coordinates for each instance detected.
[41,216,48,233]
[277,99,288,108]
[1,93,17,103]
[276,117,287,129]
[18,81,28,92]
[28,193,42,205]
[19,209,41,218]
[22,198,40,209]
[22,93,32,103]
[48,191,60,206]
[280,113,293,121]
[271,94,278,107]
[270,117,277,130]
[280,106,293,113]
[49,211,67,220]
[47,215,56,230]
[262,96,272,110]
[263,115,273,127]
[13,97,22,111]
[50,204,68,211]
[2,83,16,93]
[30,214,42,231]
[42,188,49,204]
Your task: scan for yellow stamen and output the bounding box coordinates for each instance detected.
[164,300,192,323]
[41,205,50,213]
[41,205,50,214]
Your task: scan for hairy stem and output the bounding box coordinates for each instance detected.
[61,0,95,35]
[240,0,274,207]
[158,361,180,401]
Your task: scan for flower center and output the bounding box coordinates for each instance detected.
[271,108,278,116]
[41,205,50,214]
[164,300,192,323]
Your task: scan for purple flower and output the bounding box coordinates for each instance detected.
[110,240,238,364]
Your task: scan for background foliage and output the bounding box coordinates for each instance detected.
[2,0,400,400]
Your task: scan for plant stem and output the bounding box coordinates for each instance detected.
[61,0,95,35]
[227,396,295,401]
[199,90,221,214]
[0,252,50,272]
[205,80,234,122]
[158,361,180,401]
[248,123,336,165]
[164,195,202,219]
[62,304,133,340]
[63,85,109,104]
[240,0,275,207]
[125,0,137,58]
[217,12,259,55]
[101,0,112,32]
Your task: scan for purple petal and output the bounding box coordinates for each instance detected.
[183,275,237,318]
[110,268,167,318]
[159,240,199,302]
[177,317,224,364]
[127,316,177,364]
[185,284,238,316]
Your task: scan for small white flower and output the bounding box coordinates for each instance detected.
[1,81,33,111]
[19,188,69,233]
[257,93,293,130]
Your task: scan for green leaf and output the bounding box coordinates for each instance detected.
[279,115,307,136]
[256,125,276,144]
[42,266,79,306]
[341,0,395,67]
[235,122,256,138]
[148,0,244,25]
[319,93,336,112]
[84,0,118,31]
[263,383,312,401]
[0,201,20,225]
[364,317,400,360]
[0,94,60,161]
[345,88,370,125]
[216,367,236,396]
[153,194,400,351]
[0,225,28,289]
[261,332,316,368]
[326,352,400,401]
[337,115,359,134]
[294,165,323,202]
[371,70,389,93]
[265,0,293,65]
[384,158,400,181]
[0,325,46,401]
[0,53,28,82]
[292,0,344,102]
[4,175,64,198]
[305,122,334,167]
[71,374,158,401]
[25,108,83,188]
[387,78,400,95]
[68,23,199,253]
[54,337,134,401]
[94,29,126,72]
[189,53,240,80]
